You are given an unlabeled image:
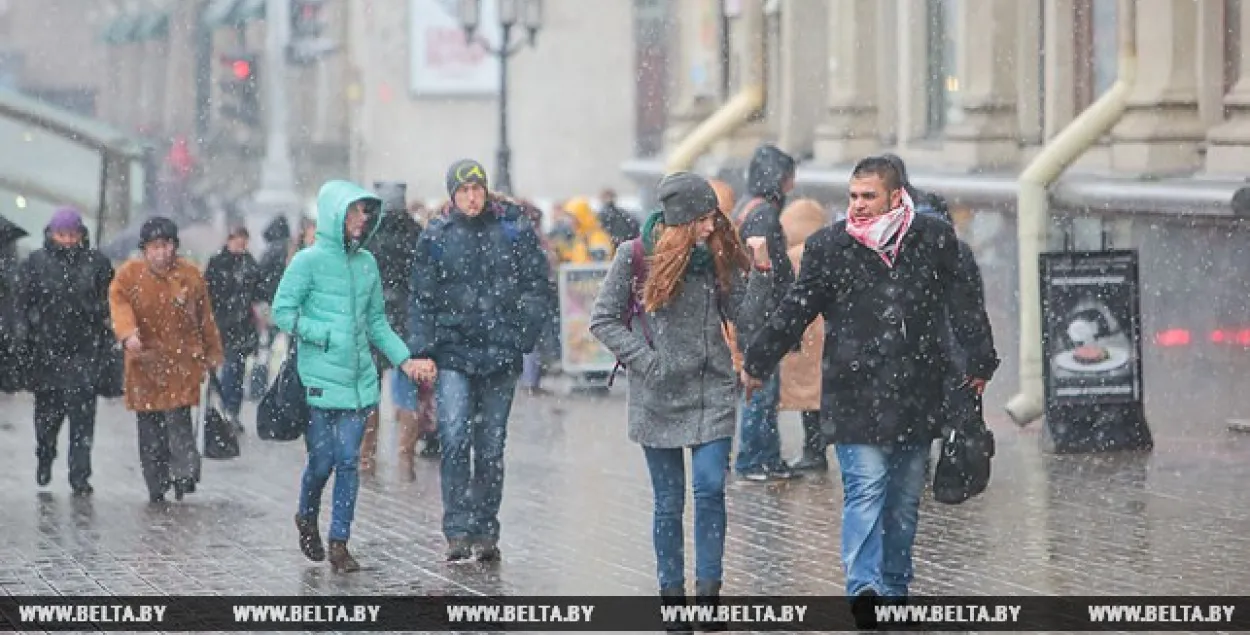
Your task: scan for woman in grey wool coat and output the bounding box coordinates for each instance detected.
[590,171,771,621]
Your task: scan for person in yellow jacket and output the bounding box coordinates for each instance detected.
[558,198,614,263]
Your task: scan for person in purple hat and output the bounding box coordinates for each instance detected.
[17,206,115,495]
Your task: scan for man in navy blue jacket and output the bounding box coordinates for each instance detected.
[407,159,551,563]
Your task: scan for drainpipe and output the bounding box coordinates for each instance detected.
[664,0,767,173]
[1005,0,1138,425]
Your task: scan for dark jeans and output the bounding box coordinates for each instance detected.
[298,407,369,542]
[734,371,783,474]
[218,347,248,418]
[136,407,198,498]
[436,369,520,543]
[642,438,732,589]
[34,389,97,488]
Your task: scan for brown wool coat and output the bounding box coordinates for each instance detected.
[109,257,224,412]
[778,200,830,412]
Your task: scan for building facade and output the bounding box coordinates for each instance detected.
[627,0,1250,434]
[345,0,641,204]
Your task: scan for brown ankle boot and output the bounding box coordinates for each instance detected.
[328,540,360,573]
[294,515,325,562]
[359,412,379,473]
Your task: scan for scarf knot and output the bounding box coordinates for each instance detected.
[846,190,916,267]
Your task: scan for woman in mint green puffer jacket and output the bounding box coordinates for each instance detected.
[271,179,416,573]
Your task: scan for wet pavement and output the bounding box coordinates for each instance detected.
[0,378,1248,603]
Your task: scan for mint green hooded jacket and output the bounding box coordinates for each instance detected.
[271,180,412,410]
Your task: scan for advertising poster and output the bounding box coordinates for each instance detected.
[558,263,615,374]
[409,0,501,96]
[1040,250,1144,406]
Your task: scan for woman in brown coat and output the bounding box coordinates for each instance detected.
[778,198,831,472]
[109,217,224,503]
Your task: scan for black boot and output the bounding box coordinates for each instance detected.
[295,514,325,562]
[36,457,52,487]
[694,580,725,632]
[660,587,692,634]
[850,589,879,630]
[790,413,828,472]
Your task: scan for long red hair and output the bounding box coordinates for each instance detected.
[643,212,750,312]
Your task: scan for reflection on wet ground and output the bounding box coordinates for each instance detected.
[0,383,1247,599]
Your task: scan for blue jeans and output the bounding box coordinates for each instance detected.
[218,347,248,418]
[436,369,520,542]
[734,372,782,474]
[643,439,732,590]
[834,443,929,597]
[298,408,369,542]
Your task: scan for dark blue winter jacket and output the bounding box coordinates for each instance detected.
[407,199,551,377]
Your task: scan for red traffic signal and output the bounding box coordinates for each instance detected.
[230,59,252,80]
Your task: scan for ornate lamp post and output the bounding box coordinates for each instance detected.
[457,0,543,195]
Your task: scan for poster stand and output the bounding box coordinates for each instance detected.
[1038,226,1153,454]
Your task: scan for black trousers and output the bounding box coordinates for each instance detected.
[135,407,198,497]
[34,389,97,488]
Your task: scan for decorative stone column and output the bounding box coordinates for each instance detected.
[812,0,879,165]
[1110,0,1204,175]
[1206,0,1250,173]
[943,0,1020,169]
[662,0,722,151]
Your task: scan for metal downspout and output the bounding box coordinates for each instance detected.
[664,0,767,173]
[1005,0,1139,425]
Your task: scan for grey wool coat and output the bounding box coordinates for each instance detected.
[590,244,770,449]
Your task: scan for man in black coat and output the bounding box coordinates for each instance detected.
[204,225,261,426]
[362,181,428,470]
[0,213,28,394]
[19,208,114,495]
[733,143,801,481]
[741,156,998,603]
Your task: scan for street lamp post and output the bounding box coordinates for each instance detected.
[457,0,543,195]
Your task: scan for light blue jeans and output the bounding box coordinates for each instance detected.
[642,438,732,590]
[297,407,369,542]
[834,443,929,597]
[437,369,520,542]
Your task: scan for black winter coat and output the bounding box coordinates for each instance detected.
[20,237,115,392]
[205,248,261,354]
[742,214,998,446]
[256,216,291,304]
[0,217,28,392]
[408,200,551,377]
[370,210,422,338]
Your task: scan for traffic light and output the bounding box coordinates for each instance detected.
[218,52,260,127]
[288,0,337,65]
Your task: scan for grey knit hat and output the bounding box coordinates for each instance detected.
[657,171,718,226]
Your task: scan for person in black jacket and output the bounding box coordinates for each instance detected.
[256,215,291,304]
[19,208,114,495]
[408,160,551,563]
[204,225,261,426]
[733,143,801,481]
[362,181,427,472]
[0,213,28,394]
[597,188,640,249]
[741,156,998,605]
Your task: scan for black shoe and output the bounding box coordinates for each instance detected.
[660,588,692,634]
[768,464,803,480]
[737,468,771,482]
[445,539,473,563]
[182,479,196,494]
[36,459,52,487]
[789,452,828,473]
[694,580,725,632]
[475,541,501,562]
[419,438,441,458]
[173,480,187,501]
[850,589,879,630]
[295,515,326,562]
[149,493,166,504]
[71,483,94,497]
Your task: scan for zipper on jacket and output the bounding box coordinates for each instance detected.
[699,278,710,438]
[347,252,363,409]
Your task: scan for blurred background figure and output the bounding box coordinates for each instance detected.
[204,225,261,430]
[597,188,640,249]
[777,198,832,472]
[0,213,28,395]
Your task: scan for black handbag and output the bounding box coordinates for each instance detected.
[257,346,309,442]
[932,391,995,505]
[202,375,240,460]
